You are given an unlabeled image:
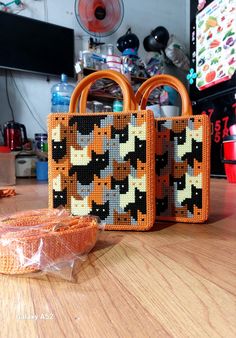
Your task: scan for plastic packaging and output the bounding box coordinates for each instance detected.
[165,35,190,71]
[0,208,100,281]
[51,74,75,113]
[82,51,93,68]
[0,146,16,186]
[93,101,103,112]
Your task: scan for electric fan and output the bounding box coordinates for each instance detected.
[74,0,124,37]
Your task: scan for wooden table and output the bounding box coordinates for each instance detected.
[0,178,235,338]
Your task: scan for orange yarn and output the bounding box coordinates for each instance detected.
[0,209,98,274]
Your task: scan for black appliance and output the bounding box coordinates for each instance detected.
[4,121,28,151]
[0,11,74,77]
[190,0,236,176]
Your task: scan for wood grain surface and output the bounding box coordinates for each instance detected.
[0,178,235,338]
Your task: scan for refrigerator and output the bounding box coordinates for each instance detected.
[190,0,236,176]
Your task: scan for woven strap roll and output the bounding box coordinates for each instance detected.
[0,209,98,275]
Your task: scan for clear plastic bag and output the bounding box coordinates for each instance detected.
[165,35,190,71]
[0,208,101,281]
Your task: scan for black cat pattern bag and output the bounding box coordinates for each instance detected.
[48,70,156,231]
[135,74,211,223]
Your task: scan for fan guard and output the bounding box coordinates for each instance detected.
[74,0,124,37]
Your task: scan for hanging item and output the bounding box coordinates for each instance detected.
[143,26,169,53]
[74,0,124,37]
[117,28,140,54]
[143,26,190,71]
[116,28,140,77]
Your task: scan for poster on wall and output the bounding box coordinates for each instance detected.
[196,0,236,91]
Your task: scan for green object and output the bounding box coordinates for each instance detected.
[198,47,206,56]
[197,71,202,78]
[113,100,123,112]
[197,80,204,87]
[3,0,21,7]
[223,29,235,41]
[228,67,235,76]
[211,57,219,65]
[43,143,48,152]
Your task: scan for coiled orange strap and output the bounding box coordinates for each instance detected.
[0,209,98,275]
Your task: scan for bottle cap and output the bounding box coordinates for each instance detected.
[61,74,68,83]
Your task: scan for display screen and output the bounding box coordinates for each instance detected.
[0,11,74,77]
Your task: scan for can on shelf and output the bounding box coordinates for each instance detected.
[103,105,112,112]
[93,101,103,112]
[35,133,48,152]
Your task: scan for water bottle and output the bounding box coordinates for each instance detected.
[113,100,123,112]
[51,74,75,113]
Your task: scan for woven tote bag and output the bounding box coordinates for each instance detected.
[135,74,211,223]
[48,70,156,231]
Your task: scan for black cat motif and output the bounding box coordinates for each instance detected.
[156,151,168,176]
[111,125,129,143]
[156,120,166,132]
[69,150,109,184]
[53,188,67,208]
[156,196,168,215]
[170,128,186,145]
[181,139,202,167]
[124,188,146,220]
[170,174,186,190]
[52,138,67,162]
[69,115,106,135]
[182,185,202,213]
[124,137,146,169]
[90,200,110,220]
[111,176,129,194]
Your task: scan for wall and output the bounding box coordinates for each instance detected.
[0,0,189,139]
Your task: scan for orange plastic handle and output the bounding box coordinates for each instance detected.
[135,74,193,116]
[79,73,138,111]
[69,70,134,113]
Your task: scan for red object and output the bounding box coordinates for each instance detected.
[209,39,220,48]
[75,0,124,36]
[0,146,11,153]
[205,71,216,83]
[222,135,236,183]
[3,121,28,151]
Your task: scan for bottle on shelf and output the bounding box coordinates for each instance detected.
[113,100,123,112]
[51,74,75,113]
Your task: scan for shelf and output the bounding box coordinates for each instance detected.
[80,67,149,104]
[88,93,122,102]
[82,67,148,83]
